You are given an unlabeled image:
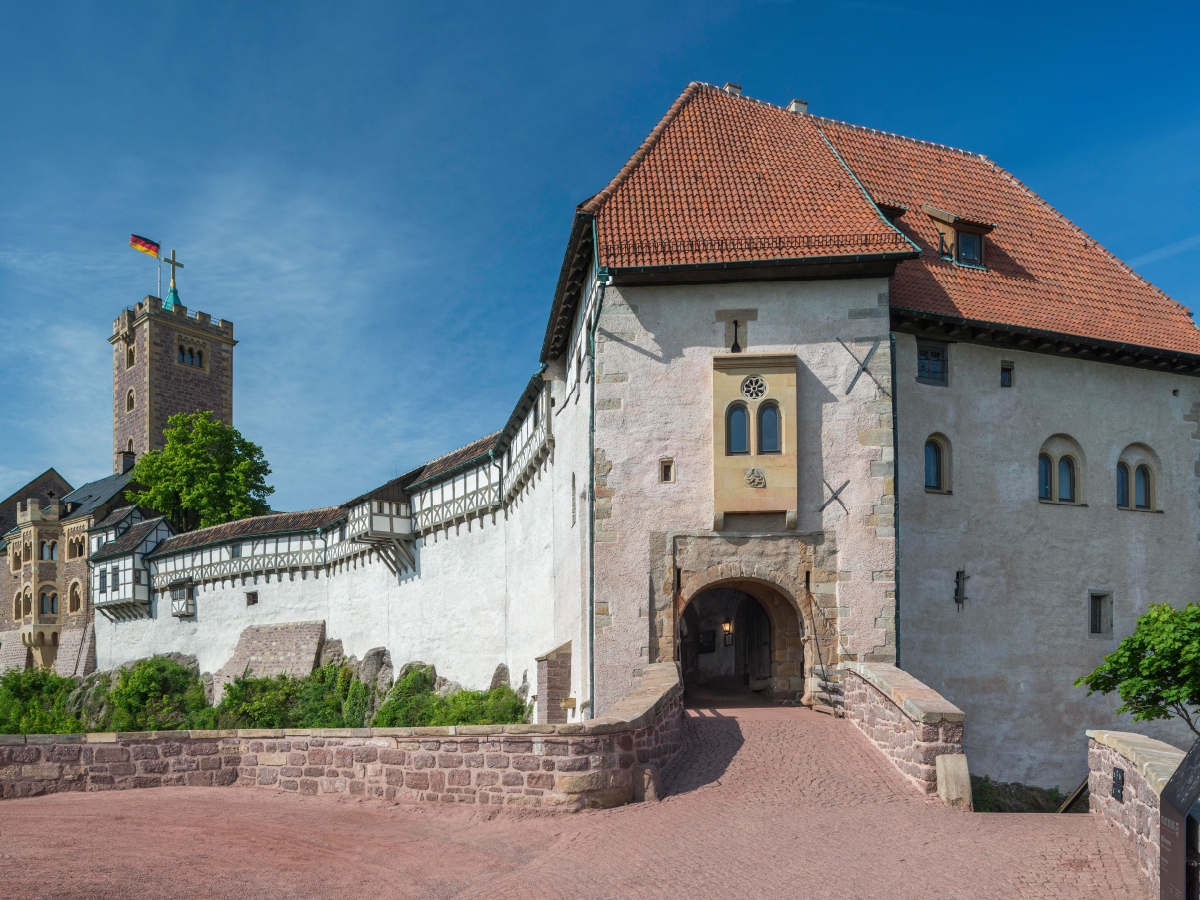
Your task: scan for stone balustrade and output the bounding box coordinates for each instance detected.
[0,663,682,811]
[843,662,969,806]
[1086,729,1198,897]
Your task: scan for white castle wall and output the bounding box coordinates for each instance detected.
[896,334,1200,787]
[95,449,566,710]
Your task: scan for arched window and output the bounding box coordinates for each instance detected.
[1038,454,1052,500]
[1116,463,1130,508]
[1058,457,1076,503]
[197,350,203,367]
[758,404,780,454]
[126,345,135,368]
[70,583,81,613]
[40,541,48,560]
[727,405,749,455]
[127,439,134,453]
[187,348,195,365]
[126,389,135,411]
[13,594,20,619]
[22,592,31,616]
[50,593,58,614]
[50,542,57,561]
[179,345,186,363]
[39,592,48,614]
[924,441,942,490]
[1135,465,1151,509]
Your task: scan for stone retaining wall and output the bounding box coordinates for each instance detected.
[1086,729,1199,898]
[843,663,965,795]
[0,662,682,811]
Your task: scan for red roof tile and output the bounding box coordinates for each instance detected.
[817,117,1200,355]
[588,83,911,268]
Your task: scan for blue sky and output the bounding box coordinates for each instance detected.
[2,1,1197,511]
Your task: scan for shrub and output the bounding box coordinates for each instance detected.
[372,665,529,727]
[107,657,210,732]
[211,662,374,730]
[0,667,83,735]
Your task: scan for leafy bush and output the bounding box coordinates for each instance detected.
[107,656,211,732]
[210,662,374,730]
[1075,601,1200,737]
[0,667,83,734]
[0,657,527,734]
[372,665,528,727]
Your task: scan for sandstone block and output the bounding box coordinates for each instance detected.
[555,771,606,793]
[257,753,288,766]
[935,754,973,811]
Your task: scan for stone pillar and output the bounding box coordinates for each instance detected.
[535,642,572,724]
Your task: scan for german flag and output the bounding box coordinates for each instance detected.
[130,234,160,258]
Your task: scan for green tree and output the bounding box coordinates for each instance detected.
[0,667,82,735]
[106,657,210,732]
[126,410,274,531]
[1075,602,1200,737]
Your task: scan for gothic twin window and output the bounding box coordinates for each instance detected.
[727,405,749,454]
[1116,462,1153,510]
[1038,453,1077,503]
[126,390,135,411]
[70,584,81,613]
[39,541,57,561]
[39,592,58,614]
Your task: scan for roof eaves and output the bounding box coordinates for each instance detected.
[406,446,499,493]
[493,374,547,458]
[892,306,1200,370]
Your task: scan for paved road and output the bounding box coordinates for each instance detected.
[0,703,1147,899]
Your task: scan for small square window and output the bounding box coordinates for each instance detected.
[231,543,242,558]
[957,231,983,266]
[246,591,258,607]
[1089,593,1113,639]
[917,341,948,386]
[133,569,142,585]
[659,459,675,483]
[1001,361,1014,388]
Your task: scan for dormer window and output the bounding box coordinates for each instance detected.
[922,204,993,269]
[957,231,982,266]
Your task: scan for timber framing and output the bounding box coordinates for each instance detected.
[891,308,1200,376]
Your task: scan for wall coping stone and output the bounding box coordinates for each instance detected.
[846,662,965,724]
[0,735,27,745]
[86,733,117,743]
[1086,729,1186,796]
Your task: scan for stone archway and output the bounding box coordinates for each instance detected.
[651,534,842,706]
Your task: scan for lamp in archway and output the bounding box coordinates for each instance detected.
[723,618,733,646]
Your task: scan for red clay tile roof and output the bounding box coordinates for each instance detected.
[817,117,1200,355]
[90,516,168,562]
[587,83,912,268]
[147,507,345,557]
[402,431,500,490]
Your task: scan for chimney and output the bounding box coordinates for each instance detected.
[787,99,808,115]
[118,450,136,474]
[722,82,742,96]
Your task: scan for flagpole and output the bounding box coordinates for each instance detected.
[158,256,162,299]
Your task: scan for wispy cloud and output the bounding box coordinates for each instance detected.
[1129,231,1200,268]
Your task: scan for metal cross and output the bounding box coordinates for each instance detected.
[837,337,890,397]
[163,248,185,286]
[819,479,850,514]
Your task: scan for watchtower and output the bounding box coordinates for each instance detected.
[111,295,236,473]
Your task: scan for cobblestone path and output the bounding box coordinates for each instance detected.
[0,702,1148,900]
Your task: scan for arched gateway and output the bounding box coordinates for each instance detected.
[653,538,842,706]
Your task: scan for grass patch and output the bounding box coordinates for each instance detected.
[971,775,1087,813]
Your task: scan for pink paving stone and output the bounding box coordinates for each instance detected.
[0,703,1148,900]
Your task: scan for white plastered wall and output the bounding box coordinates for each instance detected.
[896,334,1200,787]
[586,277,898,714]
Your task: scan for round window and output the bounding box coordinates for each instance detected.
[741,375,766,399]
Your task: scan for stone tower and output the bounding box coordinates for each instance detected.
[111,295,236,473]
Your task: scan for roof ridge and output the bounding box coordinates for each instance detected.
[183,506,342,538]
[812,113,987,161]
[985,160,1194,318]
[579,82,703,217]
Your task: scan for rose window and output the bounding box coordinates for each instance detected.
[741,375,766,399]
